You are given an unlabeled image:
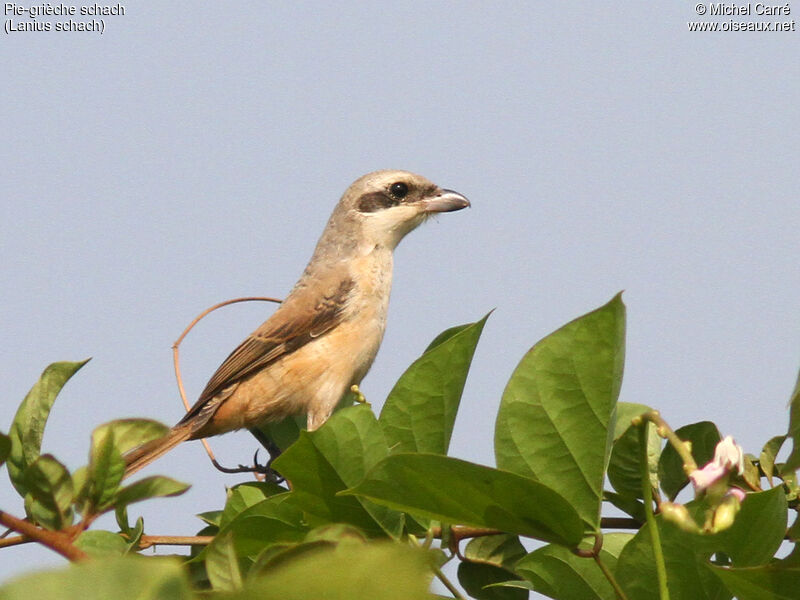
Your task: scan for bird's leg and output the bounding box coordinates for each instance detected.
[249,428,283,463]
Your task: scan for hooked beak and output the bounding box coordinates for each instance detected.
[422,189,471,213]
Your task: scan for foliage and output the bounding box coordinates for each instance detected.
[1,294,799,600]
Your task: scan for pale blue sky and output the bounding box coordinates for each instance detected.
[2,2,799,595]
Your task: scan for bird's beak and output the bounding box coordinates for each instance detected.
[422,189,471,213]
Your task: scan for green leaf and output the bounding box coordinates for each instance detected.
[272,405,402,536]
[222,500,308,558]
[0,431,10,467]
[114,475,189,508]
[193,491,307,566]
[23,454,74,529]
[309,404,404,536]
[516,532,632,600]
[305,405,391,487]
[710,487,787,567]
[72,466,90,511]
[229,540,433,600]
[92,419,170,455]
[220,481,288,528]
[658,421,721,501]
[0,555,193,600]
[616,488,786,599]
[613,402,651,440]
[458,535,528,600]
[206,531,244,591]
[87,427,125,512]
[760,435,786,484]
[603,491,646,522]
[464,534,527,568]
[616,518,726,600]
[740,454,761,491]
[495,294,625,530]
[458,562,527,600]
[343,453,583,546]
[777,463,800,501]
[710,562,800,600]
[115,503,131,534]
[379,314,488,455]
[197,510,224,527]
[7,360,89,496]
[303,523,368,544]
[123,516,145,553]
[425,322,473,352]
[247,540,335,578]
[484,581,536,592]
[608,421,659,499]
[784,369,800,470]
[75,530,129,558]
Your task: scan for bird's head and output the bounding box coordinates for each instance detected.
[333,170,470,251]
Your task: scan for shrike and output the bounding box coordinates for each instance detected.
[124,170,469,476]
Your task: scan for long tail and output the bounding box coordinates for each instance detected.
[123,425,193,478]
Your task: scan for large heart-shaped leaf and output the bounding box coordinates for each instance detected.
[495,295,625,530]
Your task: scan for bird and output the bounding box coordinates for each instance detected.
[123,170,470,477]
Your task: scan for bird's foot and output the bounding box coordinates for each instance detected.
[211,449,284,483]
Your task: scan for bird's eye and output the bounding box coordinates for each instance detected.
[390,182,409,199]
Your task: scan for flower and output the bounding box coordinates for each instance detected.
[689,436,744,495]
[689,462,727,492]
[713,436,745,475]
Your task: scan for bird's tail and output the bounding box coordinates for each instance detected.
[123,425,193,478]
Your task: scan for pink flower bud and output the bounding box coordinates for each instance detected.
[710,492,743,533]
[661,502,700,533]
[727,487,746,502]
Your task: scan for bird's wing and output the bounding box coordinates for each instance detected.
[178,275,355,425]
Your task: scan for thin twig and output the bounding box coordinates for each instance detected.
[601,517,642,529]
[593,553,630,600]
[0,534,28,549]
[429,525,503,539]
[432,562,467,600]
[171,296,282,469]
[136,535,214,550]
[409,534,466,599]
[0,510,88,562]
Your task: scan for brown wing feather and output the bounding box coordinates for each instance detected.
[178,276,354,426]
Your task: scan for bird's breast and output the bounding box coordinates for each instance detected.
[344,249,394,380]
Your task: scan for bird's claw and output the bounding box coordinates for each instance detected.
[211,449,284,483]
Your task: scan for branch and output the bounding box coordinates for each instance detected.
[1,517,648,555]
[0,510,88,562]
[172,296,282,473]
